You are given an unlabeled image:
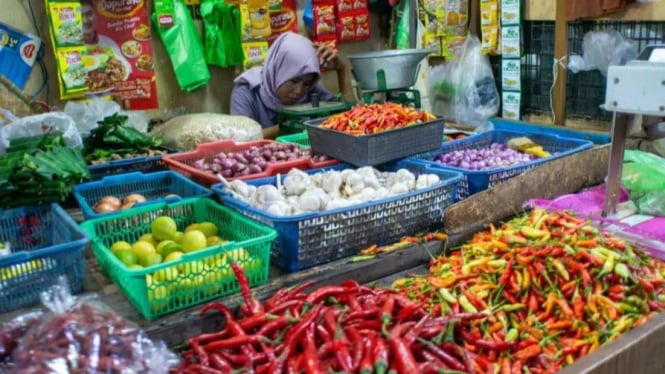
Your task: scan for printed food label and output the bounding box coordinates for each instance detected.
[48,2,84,46]
[501,59,521,91]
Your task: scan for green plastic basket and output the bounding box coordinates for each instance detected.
[275,131,311,148]
[80,198,277,320]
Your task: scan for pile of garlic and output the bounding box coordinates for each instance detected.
[224,167,441,216]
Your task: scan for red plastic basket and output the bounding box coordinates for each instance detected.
[162,140,338,187]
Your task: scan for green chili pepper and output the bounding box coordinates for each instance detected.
[500,303,526,312]
[438,288,457,304]
[348,255,377,263]
[617,302,639,314]
[458,294,478,313]
[613,262,631,280]
[505,328,519,342]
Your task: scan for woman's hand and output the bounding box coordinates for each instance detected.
[314,42,349,72]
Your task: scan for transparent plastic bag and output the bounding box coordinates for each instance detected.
[7,278,179,374]
[0,109,19,126]
[622,150,665,216]
[567,30,638,76]
[0,112,82,156]
[65,99,151,136]
[428,35,499,127]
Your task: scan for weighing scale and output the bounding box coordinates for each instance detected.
[602,45,665,216]
[276,93,352,136]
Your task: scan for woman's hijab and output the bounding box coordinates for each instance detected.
[234,32,321,110]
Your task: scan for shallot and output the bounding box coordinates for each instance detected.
[433,142,535,170]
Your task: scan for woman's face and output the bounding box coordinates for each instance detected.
[276,73,316,106]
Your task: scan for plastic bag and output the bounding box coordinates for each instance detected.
[149,113,263,150]
[6,278,179,374]
[0,112,82,156]
[153,0,210,92]
[64,98,121,136]
[0,109,19,126]
[201,0,244,68]
[567,30,638,76]
[621,150,665,216]
[428,35,500,127]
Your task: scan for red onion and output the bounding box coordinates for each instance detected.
[433,142,536,171]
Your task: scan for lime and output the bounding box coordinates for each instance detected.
[156,240,175,254]
[242,257,263,275]
[140,252,163,267]
[179,260,207,275]
[206,235,224,247]
[110,241,132,253]
[160,242,183,257]
[173,231,184,243]
[153,267,179,282]
[185,223,200,233]
[115,250,138,266]
[197,222,219,238]
[205,253,227,268]
[131,241,156,262]
[181,230,207,253]
[152,216,178,241]
[139,234,157,246]
[226,248,250,262]
[164,251,184,263]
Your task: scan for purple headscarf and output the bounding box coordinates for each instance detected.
[234,32,321,110]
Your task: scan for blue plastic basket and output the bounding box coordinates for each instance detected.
[0,203,90,313]
[213,161,462,272]
[409,130,594,201]
[73,171,212,220]
[490,118,611,145]
[88,149,178,181]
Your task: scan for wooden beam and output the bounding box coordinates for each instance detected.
[444,145,610,236]
[552,0,568,126]
[523,0,665,21]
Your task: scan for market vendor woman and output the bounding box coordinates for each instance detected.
[230,32,355,139]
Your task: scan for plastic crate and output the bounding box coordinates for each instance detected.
[0,203,90,313]
[490,118,611,145]
[88,148,177,181]
[410,130,594,201]
[162,140,338,187]
[276,131,311,148]
[80,198,277,320]
[213,161,462,272]
[305,117,445,167]
[73,171,213,220]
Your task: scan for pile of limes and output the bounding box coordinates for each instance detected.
[110,216,226,269]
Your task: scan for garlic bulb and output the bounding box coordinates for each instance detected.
[394,169,416,190]
[326,198,353,210]
[356,187,377,202]
[283,169,311,196]
[265,200,291,216]
[342,171,365,197]
[375,187,390,199]
[254,185,284,207]
[416,174,440,189]
[389,182,409,195]
[321,171,343,197]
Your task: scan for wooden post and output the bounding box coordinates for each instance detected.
[552,0,568,126]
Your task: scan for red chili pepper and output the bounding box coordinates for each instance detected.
[281,304,324,358]
[419,339,467,371]
[345,326,364,369]
[231,262,264,317]
[513,344,542,361]
[182,365,225,374]
[264,288,288,311]
[303,324,324,374]
[516,338,539,350]
[209,353,233,372]
[639,277,656,292]
[388,337,419,374]
[201,334,264,352]
[529,291,540,312]
[371,336,389,374]
[556,298,574,318]
[573,297,585,320]
[305,285,355,305]
[503,290,519,304]
[499,258,514,286]
[380,294,396,327]
[358,335,375,374]
[458,328,514,352]
[267,299,304,316]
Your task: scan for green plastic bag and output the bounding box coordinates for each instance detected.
[153,0,210,92]
[622,150,665,216]
[395,0,410,49]
[201,0,244,68]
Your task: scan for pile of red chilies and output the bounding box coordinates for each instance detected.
[174,263,481,373]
